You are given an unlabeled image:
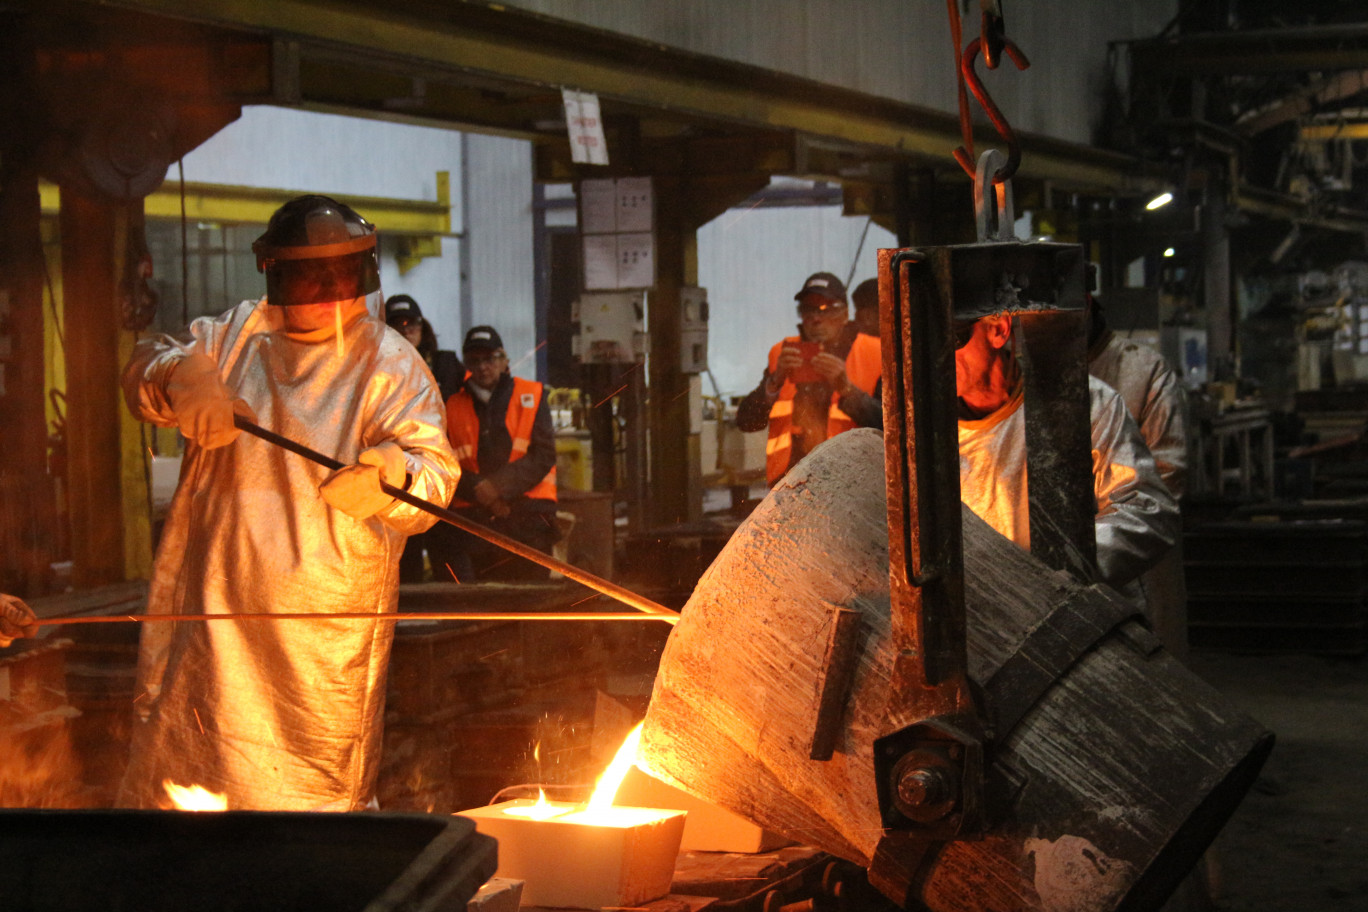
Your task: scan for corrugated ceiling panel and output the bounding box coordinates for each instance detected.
[498,0,1174,146]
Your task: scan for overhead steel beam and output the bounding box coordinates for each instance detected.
[81,0,1156,194]
[1132,24,1368,77]
[1236,69,1368,136]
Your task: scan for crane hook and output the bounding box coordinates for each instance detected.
[951,36,1031,185]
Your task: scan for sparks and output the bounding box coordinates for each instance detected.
[595,385,627,408]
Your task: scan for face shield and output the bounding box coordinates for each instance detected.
[253,195,381,308]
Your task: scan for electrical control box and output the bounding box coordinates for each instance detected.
[679,285,709,374]
[572,291,647,364]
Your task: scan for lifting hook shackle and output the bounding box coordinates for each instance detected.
[951,36,1030,185]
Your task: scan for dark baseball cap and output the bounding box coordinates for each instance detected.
[385,294,422,325]
[463,325,504,353]
[852,278,878,311]
[794,272,848,306]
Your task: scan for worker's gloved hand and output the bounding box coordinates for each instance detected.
[811,352,850,393]
[319,442,407,519]
[166,353,257,448]
[0,593,40,648]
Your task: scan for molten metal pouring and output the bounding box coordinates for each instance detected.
[37,417,679,628]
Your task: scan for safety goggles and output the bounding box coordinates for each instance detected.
[797,300,845,317]
[465,350,508,367]
[388,316,419,330]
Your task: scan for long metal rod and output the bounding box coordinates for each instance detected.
[232,415,677,622]
[38,611,673,626]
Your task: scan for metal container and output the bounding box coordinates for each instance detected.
[0,809,496,912]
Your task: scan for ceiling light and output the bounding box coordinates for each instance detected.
[1163,247,1175,258]
[1146,192,1174,211]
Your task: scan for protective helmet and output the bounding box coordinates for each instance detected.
[252,195,380,306]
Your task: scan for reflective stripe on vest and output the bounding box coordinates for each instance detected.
[446,376,558,506]
[764,332,882,485]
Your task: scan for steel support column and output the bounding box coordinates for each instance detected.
[61,190,127,587]
[646,175,700,527]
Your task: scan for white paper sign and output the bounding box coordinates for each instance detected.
[616,233,655,288]
[580,178,617,234]
[582,234,619,290]
[615,177,653,233]
[562,89,609,166]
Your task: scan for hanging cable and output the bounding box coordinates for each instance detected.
[845,216,874,289]
[178,158,189,328]
[948,0,975,168]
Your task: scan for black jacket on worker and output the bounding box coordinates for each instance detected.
[438,370,560,581]
[451,371,558,513]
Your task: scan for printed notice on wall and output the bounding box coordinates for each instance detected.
[578,177,655,289]
[562,89,609,166]
[616,233,655,288]
[580,179,618,234]
[615,177,653,233]
[582,235,619,291]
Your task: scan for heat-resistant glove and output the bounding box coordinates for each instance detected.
[318,442,408,519]
[166,353,257,448]
[0,593,40,648]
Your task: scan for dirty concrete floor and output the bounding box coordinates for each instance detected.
[1187,650,1368,911]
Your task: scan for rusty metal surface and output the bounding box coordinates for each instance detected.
[878,248,968,700]
[1017,308,1097,576]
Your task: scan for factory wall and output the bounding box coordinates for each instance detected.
[165,106,903,399]
[698,199,896,397]
[497,0,1175,147]
[166,106,537,365]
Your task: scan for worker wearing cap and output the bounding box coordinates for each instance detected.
[118,195,459,811]
[439,325,559,581]
[851,277,880,338]
[1087,286,1190,657]
[385,294,465,582]
[384,294,464,402]
[957,311,1179,592]
[736,272,882,486]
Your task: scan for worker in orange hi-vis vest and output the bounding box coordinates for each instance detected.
[436,325,560,582]
[735,272,882,486]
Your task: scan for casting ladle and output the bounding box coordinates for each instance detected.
[37,417,679,628]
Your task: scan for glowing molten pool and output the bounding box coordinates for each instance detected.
[459,724,685,909]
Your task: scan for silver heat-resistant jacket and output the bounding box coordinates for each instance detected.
[958,375,1179,589]
[1088,331,1187,497]
[1089,330,1190,658]
[118,299,458,810]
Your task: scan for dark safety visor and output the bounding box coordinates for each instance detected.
[262,251,381,306]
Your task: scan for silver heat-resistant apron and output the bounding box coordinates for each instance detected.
[118,298,458,810]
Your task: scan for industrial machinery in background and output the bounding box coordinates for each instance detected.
[571,289,650,530]
[569,284,710,534]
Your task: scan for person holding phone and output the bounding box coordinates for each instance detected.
[736,272,881,486]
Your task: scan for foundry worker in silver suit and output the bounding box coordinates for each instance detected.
[955,310,1179,596]
[118,195,459,811]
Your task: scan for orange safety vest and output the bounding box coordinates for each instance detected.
[765,332,882,486]
[446,376,558,507]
